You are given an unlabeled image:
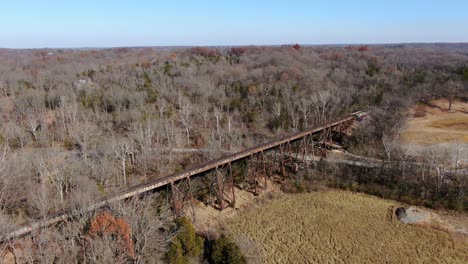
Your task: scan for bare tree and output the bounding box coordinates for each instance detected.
[382,130,401,163]
[131,120,158,178]
[0,208,13,241]
[213,107,222,139]
[71,121,99,160]
[422,147,451,192]
[178,98,193,146]
[37,155,70,205]
[0,144,10,208]
[0,71,7,97]
[157,99,167,119]
[3,122,29,149]
[85,233,127,263]
[445,80,462,110]
[111,197,174,263]
[272,101,282,118]
[397,145,413,180]
[199,99,210,133]
[25,116,41,143]
[29,178,50,221]
[285,99,300,132]
[57,95,78,141]
[112,137,134,186]
[452,143,464,174]
[298,98,311,129]
[311,90,335,125]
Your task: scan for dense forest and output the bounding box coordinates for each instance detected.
[0,44,467,262]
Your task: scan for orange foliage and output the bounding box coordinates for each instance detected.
[79,52,88,58]
[190,47,220,57]
[139,61,151,69]
[169,53,177,60]
[89,212,136,259]
[321,51,344,61]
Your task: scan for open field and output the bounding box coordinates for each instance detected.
[401,100,468,145]
[228,190,468,264]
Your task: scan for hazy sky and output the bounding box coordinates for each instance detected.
[1,0,467,48]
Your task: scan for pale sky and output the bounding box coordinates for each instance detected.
[1,0,467,48]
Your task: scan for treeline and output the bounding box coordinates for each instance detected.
[285,105,467,211]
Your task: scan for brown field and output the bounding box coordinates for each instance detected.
[228,191,468,264]
[428,117,468,130]
[401,100,468,145]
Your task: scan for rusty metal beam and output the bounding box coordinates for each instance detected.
[4,110,369,241]
[243,151,268,195]
[208,163,236,210]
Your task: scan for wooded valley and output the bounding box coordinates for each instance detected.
[0,44,467,262]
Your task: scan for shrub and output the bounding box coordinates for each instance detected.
[9,137,23,149]
[211,235,246,264]
[294,181,305,193]
[366,64,380,77]
[456,65,468,80]
[63,138,74,150]
[176,217,204,257]
[167,217,204,264]
[145,87,159,104]
[167,239,187,264]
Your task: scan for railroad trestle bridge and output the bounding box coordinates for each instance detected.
[5,110,369,240]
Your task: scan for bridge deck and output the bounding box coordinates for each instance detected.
[5,110,368,240]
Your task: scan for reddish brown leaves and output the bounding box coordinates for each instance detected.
[190,47,220,58]
[230,47,247,56]
[89,212,136,259]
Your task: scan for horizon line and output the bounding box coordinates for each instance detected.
[1,42,468,51]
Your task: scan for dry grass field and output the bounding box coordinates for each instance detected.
[401,100,468,145]
[228,191,468,264]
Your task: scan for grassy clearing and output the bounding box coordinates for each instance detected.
[401,101,468,145]
[228,190,468,264]
[401,131,468,145]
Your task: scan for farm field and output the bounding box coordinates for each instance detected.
[228,190,468,264]
[401,100,468,145]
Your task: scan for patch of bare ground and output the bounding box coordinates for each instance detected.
[228,190,468,264]
[186,179,283,236]
[395,207,468,235]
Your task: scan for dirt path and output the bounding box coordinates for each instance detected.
[185,179,283,235]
